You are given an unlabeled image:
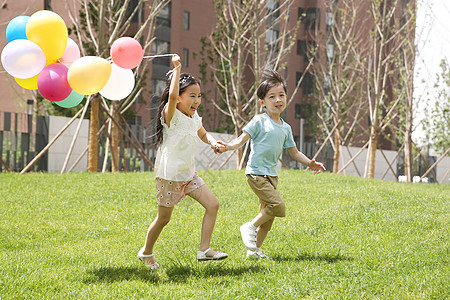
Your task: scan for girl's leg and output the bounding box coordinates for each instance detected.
[187,184,220,256]
[142,205,174,264]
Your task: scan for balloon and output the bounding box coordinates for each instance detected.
[15,74,39,90]
[38,63,72,101]
[100,63,135,100]
[6,16,30,42]
[110,37,143,69]
[1,39,46,79]
[60,38,80,68]
[67,56,112,95]
[55,90,84,108]
[26,10,68,60]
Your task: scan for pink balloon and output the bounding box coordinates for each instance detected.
[38,63,72,102]
[60,38,80,68]
[110,37,143,69]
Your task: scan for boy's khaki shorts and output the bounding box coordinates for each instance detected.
[246,174,286,217]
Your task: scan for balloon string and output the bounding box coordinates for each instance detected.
[142,54,177,59]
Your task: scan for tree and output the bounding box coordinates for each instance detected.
[312,0,368,173]
[423,59,450,155]
[363,0,416,178]
[67,0,169,172]
[392,0,417,182]
[198,0,301,166]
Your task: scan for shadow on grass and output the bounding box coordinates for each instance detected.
[271,252,353,263]
[165,263,264,283]
[84,264,264,284]
[84,266,160,284]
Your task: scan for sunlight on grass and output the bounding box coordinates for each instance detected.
[0,170,448,299]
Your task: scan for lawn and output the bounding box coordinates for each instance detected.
[0,170,448,299]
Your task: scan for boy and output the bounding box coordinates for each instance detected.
[217,70,325,259]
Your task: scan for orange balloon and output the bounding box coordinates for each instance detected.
[67,56,112,95]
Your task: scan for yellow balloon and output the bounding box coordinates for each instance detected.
[68,56,112,95]
[26,10,68,60]
[15,74,39,90]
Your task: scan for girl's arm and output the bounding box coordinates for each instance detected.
[163,54,181,126]
[198,126,218,146]
[287,146,326,174]
[217,132,250,152]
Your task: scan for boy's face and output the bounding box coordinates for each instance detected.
[258,83,287,115]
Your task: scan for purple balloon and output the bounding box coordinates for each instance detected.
[38,63,72,102]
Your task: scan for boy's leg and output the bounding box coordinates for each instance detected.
[187,184,222,256]
[255,203,274,248]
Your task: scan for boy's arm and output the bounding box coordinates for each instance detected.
[287,146,326,174]
[217,132,250,152]
[163,54,181,126]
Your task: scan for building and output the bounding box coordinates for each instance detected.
[1,0,415,171]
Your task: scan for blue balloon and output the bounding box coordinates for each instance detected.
[6,16,30,42]
[55,90,85,108]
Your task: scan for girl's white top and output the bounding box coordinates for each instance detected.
[154,107,202,181]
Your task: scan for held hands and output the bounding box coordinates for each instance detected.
[309,159,326,175]
[211,140,229,154]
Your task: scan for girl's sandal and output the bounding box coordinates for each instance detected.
[197,248,228,261]
[137,247,160,270]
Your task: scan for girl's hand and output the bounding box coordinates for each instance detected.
[215,140,229,153]
[172,54,181,68]
[309,159,326,175]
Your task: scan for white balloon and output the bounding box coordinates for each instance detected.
[99,62,135,100]
[1,39,46,79]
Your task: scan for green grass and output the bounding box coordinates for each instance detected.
[0,170,448,299]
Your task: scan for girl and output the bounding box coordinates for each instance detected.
[137,55,227,269]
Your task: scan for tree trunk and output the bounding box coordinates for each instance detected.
[367,127,378,179]
[88,96,99,172]
[404,122,412,183]
[111,102,120,172]
[332,128,341,173]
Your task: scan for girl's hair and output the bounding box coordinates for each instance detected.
[256,69,287,99]
[155,72,201,146]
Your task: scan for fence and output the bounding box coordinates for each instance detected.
[0,111,48,172]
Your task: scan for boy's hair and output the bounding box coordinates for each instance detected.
[256,70,287,100]
[155,73,201,146]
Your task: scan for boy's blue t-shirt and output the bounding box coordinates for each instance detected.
[243,113,296,176]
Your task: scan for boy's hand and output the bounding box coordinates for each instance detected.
[214,140,229,153]
[309,159,326,175]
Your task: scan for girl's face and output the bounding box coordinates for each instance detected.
[177,83,202,117]
[259,83,286,116]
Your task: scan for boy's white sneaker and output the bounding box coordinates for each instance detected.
[240,222,257,251]
[246,250,272,260]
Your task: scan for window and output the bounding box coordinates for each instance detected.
[295,104,314,119]
[182,48,189,67]
[184,11,190,30]
[297,40,316,62]
[44,0,52,10]
[157,4,171,27]
[266,29,279,45]
[302,73,315,95]
[327,43,334,62]
[152,40,170,66]
[126,0,143,23]
[304,8,320,31]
